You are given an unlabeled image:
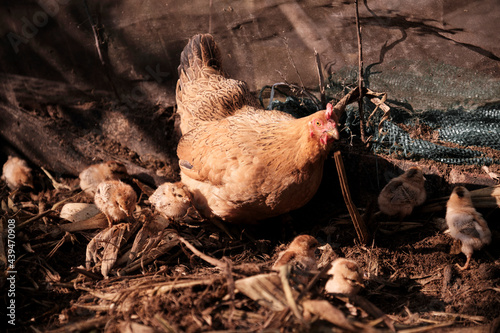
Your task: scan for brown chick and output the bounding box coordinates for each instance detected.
[79,161,128,196]
[94,180,137,227]
[149,181,192,219]
[446,186,491,270]
[1,156,34,190]
[378,167,426,219]
[272,235,319,284]
[176,34,340,223]
[324,258,364,296]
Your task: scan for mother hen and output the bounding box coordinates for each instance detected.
[176,34,340,223]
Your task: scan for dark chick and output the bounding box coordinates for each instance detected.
[378,167,426,220]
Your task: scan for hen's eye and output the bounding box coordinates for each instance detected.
[315,120,321,127]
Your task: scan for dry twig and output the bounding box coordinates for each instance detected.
[355,0,366,142]
[315,50,326,108]
[279,264,304,323]
[334,151,370,244]
[178,236,226,269]
[43,317,109,333]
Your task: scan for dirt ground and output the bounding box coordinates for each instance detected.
[1,102,499,332]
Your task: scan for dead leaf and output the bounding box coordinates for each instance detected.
[127,214,170,263]
[235,273,291,311]
[302,299,359,332]
[117,321,157,333]
[86,224,128,278]
[60,203,101,223]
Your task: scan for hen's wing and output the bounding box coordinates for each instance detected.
[177,110,294,185]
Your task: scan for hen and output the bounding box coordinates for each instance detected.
[446,186,491,270]
[176,34,340,223]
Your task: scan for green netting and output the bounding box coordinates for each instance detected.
[341,101,500,165]
[330,61,500,166]
[262,60,500,166]
[370,106,500,165]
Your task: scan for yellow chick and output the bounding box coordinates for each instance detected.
[149,182,192,219]
[446,186,491,270]
[272,235,319,284]
[79,161,128,196]
[94,180,137,227]
[1,156,34,190]
[378,167,426,219]
[324,258,364,296]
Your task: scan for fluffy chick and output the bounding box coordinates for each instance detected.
[79,161,128,196]
[446,186,491,270]
[94,180,137,227]
[378,167,426,219]
[272,235,319,284]
[324,258,364,296]
[1,156,34,190]
[149,182,192,219]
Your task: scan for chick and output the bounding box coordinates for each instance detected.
[324,258,364,296]
[272,235,319,284]
[446,186,491,270]
[149,182,192,219]
[94,180,137,227]
[79,161,128,196]
[1,156,34,190]
[378,167,426,219]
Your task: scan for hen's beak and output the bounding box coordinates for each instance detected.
[326,126,340,141]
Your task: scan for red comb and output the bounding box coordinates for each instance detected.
[326,103,334,119]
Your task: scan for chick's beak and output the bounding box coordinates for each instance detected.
[356,281,366,288]
[120,206,130,216]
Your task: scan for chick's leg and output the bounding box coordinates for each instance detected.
[456,255,471,271]
[105,214,113,228]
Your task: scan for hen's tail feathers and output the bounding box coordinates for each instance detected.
[176,34,260,134]
[178,34,223,81]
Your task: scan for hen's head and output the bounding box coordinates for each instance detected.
[308,103,339,146]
